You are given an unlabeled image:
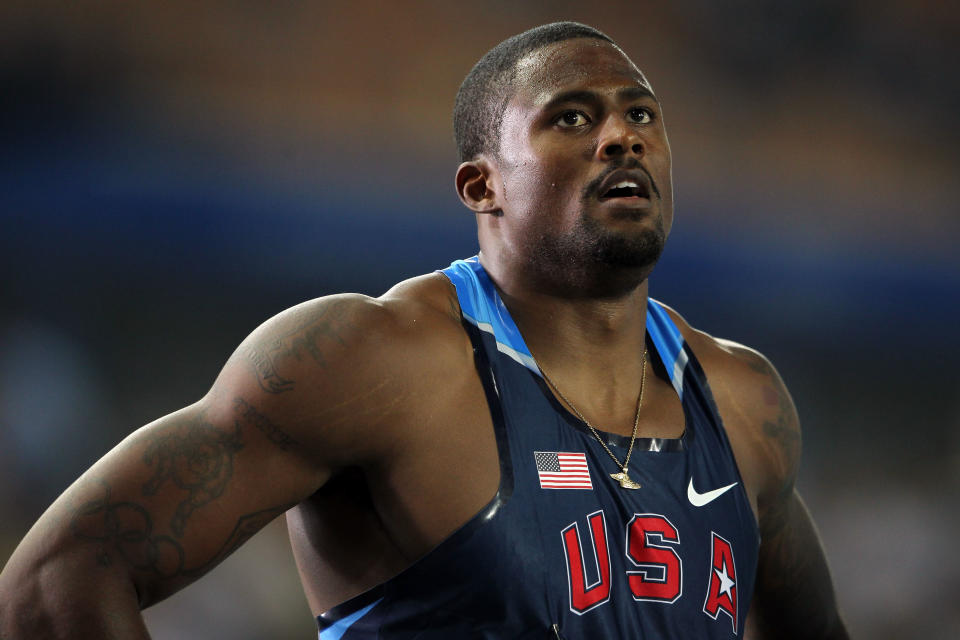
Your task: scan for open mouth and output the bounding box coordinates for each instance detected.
[600,180,650,200]
[601,180,649,199]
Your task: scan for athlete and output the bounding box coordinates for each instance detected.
[0,22,848,639]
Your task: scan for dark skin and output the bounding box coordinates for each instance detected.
[0,38,847,639]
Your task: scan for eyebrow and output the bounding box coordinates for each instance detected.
[539,85,659,111]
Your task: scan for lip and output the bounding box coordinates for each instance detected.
[595,168,653,201]
[597,195,652,209]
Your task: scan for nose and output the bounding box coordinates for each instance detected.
[597,117,643,160]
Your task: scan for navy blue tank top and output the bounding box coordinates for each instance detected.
[317,256,759,639]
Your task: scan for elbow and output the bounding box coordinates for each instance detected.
[0,548,143,638]
[0,564,55,638]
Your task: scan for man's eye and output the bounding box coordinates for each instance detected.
[557,111,589,127]
[628,108,653,124]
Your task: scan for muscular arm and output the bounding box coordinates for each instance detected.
[0,294,406,638]
[730,349,850,640]
[749,490,848,639]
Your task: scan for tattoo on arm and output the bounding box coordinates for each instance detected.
[761,383,801,486]
[72,481,189,577]
[71,481,294,582]
[744,350,802,493]
[743,355,846,637]
[203,503,295,568]
[68,404,302,591]
[234,397,299,450]
[141,418,244,537]
[244,298,353,394]
[244,345,294,394]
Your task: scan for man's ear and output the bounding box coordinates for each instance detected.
[455,158,502,215]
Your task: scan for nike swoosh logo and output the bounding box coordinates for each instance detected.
[687,478,738,507]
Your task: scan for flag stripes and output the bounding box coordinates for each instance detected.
[534,451,593,490]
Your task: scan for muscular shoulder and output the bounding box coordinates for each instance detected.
[206,272,471,469]
[253,271,461,362]
[655,302,801,504]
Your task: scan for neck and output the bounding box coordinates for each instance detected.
[479,250,650,384]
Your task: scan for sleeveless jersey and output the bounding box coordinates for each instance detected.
[317,256,759,639]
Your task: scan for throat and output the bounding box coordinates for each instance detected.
[532,352,687,444]
[539,349,650,438]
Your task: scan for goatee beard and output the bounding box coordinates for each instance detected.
[581,213,666,269]
[527,212,667,298]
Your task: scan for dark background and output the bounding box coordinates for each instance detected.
[2,1,958,638]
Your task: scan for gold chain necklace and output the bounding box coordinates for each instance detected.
[538,349,648,489]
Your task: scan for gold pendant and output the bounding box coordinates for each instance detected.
[610,470,641,489]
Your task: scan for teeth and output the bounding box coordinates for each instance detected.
[612,180,639,189]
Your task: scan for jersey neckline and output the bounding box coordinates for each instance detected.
[446,255,689,451]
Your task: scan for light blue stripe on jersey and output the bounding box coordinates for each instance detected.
[318,599,382,640]
[441,257,541,374]
[440,257,690,396]
[646,300,688,399]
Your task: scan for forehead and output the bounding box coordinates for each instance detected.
[511,38,654,107]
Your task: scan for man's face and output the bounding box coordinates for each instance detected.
[490,38,674,283]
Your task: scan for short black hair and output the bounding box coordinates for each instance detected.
[453,22,616,163]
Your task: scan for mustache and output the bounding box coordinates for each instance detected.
[581,159,661,201]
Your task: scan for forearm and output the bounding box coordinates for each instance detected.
[0,532,150,640]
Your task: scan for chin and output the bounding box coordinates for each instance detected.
[588,221,666,271]
[592,236,663,269]
[525,214,666,295]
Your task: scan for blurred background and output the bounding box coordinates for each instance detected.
[1,1,958,637]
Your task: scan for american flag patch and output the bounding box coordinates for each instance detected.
[534,451,593,490]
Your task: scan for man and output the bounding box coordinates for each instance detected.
[0,22,848,639]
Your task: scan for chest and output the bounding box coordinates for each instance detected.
[364,361,502,556]
[371,353,760,637]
